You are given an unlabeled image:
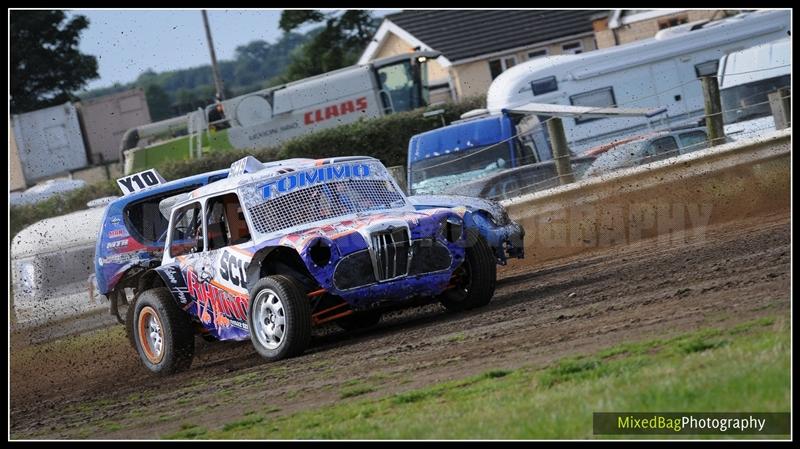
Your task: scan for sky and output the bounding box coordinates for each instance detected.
[67,9,399,91]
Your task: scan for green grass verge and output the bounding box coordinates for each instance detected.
[165,316,789,440]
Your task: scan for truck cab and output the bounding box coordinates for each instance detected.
[406,112,553,196]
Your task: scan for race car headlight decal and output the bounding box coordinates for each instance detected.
[308,237,333,267]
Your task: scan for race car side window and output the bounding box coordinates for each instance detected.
[170,202,204,257]
[205,193,252,251]
[123,185,200,245]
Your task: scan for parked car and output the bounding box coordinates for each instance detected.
[126,156,524,374]
[583,127,711,177]
[444,156,597,201]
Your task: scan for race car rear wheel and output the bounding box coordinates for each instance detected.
[335,309,382,332]
[248,275,311,362]
[439,229,497,312]
[132,287,195,375]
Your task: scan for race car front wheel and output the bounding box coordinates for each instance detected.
[439,229,497,312]
[132,288,195,375]
[248,275,312,362]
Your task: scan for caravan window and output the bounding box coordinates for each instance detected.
[570,87,617,124]
[531,76,558,96]
[694,60,720,78]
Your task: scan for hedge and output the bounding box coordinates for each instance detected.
[10,95,485,241]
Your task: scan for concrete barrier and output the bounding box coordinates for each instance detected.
[501,129,790,263]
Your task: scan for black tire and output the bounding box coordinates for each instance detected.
[125,292,138,349]
[131,287,195,375]
[439,229,497,312]
[335,309,382,332]
[248,275,312,362]
[110,289,129,325]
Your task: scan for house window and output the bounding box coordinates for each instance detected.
[528,49,549,60]
[658,15,689,30]
[488,56,518,80]
[561,41,584,55]
[569,87,617,124]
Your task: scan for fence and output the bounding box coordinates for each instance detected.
[407,64,791,202]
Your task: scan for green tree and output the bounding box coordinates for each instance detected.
[144,83,172,121]
[279,10,376,82]
[10,10,99,113]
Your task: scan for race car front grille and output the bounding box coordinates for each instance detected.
[248,179,406,235]
[332,237,452,291]
[370,228,410,281]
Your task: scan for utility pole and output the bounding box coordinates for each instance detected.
[202,10,225,101]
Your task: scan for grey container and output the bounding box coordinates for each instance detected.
[11,102,89,182]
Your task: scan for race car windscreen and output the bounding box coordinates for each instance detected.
[247,177,407,235]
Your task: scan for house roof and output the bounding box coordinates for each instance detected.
[383,10,603,63]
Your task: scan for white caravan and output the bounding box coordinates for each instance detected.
[484,9,790,152]
[717,37,791,140]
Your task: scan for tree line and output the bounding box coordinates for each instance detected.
[11,10,379,121]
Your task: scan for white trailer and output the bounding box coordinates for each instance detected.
[484,9,790,152]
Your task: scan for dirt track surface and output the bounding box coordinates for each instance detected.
[10,211,790,439]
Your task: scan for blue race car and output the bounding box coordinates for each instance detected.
[116,156,524,374]
[95,168,229,325]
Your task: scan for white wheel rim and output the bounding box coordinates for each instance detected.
[252,288,286,350]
